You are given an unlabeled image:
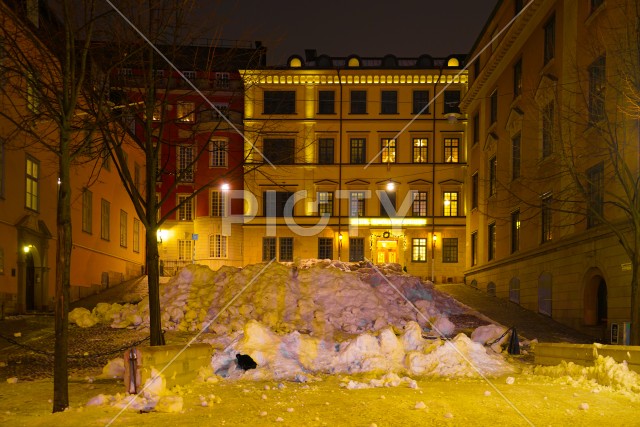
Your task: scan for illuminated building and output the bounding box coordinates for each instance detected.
[241,51,468,280]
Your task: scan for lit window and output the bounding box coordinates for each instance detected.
[25,157,39,211]
[412,138,427,163]
[444,138,459,163]
[210,234,228,258]
[176,101,195,122]
[381,138,396,163]
[443,192,458,217]
[411,238,427,262]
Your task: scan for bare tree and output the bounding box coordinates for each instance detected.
[0,0,102,411]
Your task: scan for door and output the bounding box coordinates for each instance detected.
[376,239,398,264]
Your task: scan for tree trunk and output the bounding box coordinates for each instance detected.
[53,146,72,412]
[146,228,164,346]
[631,254,640,345]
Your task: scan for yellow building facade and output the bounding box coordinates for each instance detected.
[462,0,638,342]
[241,52,468,281]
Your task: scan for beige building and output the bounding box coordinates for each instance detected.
[462,0,638,342]
[0,0,146,314]
[241,51,468,281]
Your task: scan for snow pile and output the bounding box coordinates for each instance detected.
[208,319,516,380]
[531,355,640,394]
[70,261,463,338]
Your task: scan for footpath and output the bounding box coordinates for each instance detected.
[436,283,595,344]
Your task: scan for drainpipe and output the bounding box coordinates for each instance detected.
[337,68,343,261]
[432,65,444,283]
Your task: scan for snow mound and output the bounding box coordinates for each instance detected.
[532,355,640,393]
[209,320,516,380]
[70,262,463,338]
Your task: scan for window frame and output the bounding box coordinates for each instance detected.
[350,138,366,164]
[412,138,427,163]
[381,138,396,163]
[318,237,333,260]
[588,55,606,123]
[318,90,335,114]
[443,191,459,217]
[318,138,334,164]
[443,90,461,115]
[317,191,333,216]
[412,191,428,217]
[210,190,227,217]
[489,156,497,197]
[543,15,556,65]
[411,238,427,262]
[349,191,366,217]
[279,237,294,262]
[25,156,39,211]
[412,90,430,114]
[470,231,478,266]
[176,101,196,123]
[349,237,365,262]
[119,210,128,248]
[262,237,276,261]
[177,194,193,221]
[488,222,496,261]
[209,139,228,168]
[442,238,458,263]
[263,90,296,114]
[380,90,398,114]
[350,90,367,114]
[210,234,228,259]
[444,138,459,163]
[177,145,194,182]
[133,218,140,253]
[100,198,110,241]
[263,138,296,165]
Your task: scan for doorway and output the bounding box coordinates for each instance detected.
[25,252,35,311]
[376,239,398,264]
[584,272,607,326]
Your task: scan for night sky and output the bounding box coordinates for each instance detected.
[200,0,497,65]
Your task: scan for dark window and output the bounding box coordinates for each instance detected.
[318,237,333,259]
[587,162,604,227]
[490,89,498,124]
[317,191,333,216]
[472,113,479,145]
[318,91,335,114]
[488,222,496,261]
[350,138,366,164]
[443,238,458,263]
[412,191,428,217]
[512,134,521,179]
[350,90,367,114]
[264,138,295,165]
[379,190,396,217]
[264,91,295,114]
[471,232,478,266]
[443,90,461,114]
[544,15,555,65]
[541,194,553,243]
[411,238,427,262]
[443,192,458,216]
[473,59,480,80]
[489,156,497,196]
[542,103,554,158]
[413,90,430,114]
[513,58,522,98]
[318,138,334,164]
[264,191,294,217]
[471,172,479,209]
[511,210,520,253]
[349,191,365,217]
[444,138,459,163]
[262,237,276,261]
[349,237,365,262]
[381,90,398,114]
[589,55,606,123]
[412,138,427,163]
[381,138,396,163]
[279,237,293,262]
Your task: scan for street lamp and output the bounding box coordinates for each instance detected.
[431,234,437,283]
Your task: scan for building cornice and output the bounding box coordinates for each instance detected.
[241,71,467,86]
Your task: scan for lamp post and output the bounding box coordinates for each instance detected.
[431,234,437,283]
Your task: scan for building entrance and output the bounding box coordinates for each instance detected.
[376,240,398,264]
